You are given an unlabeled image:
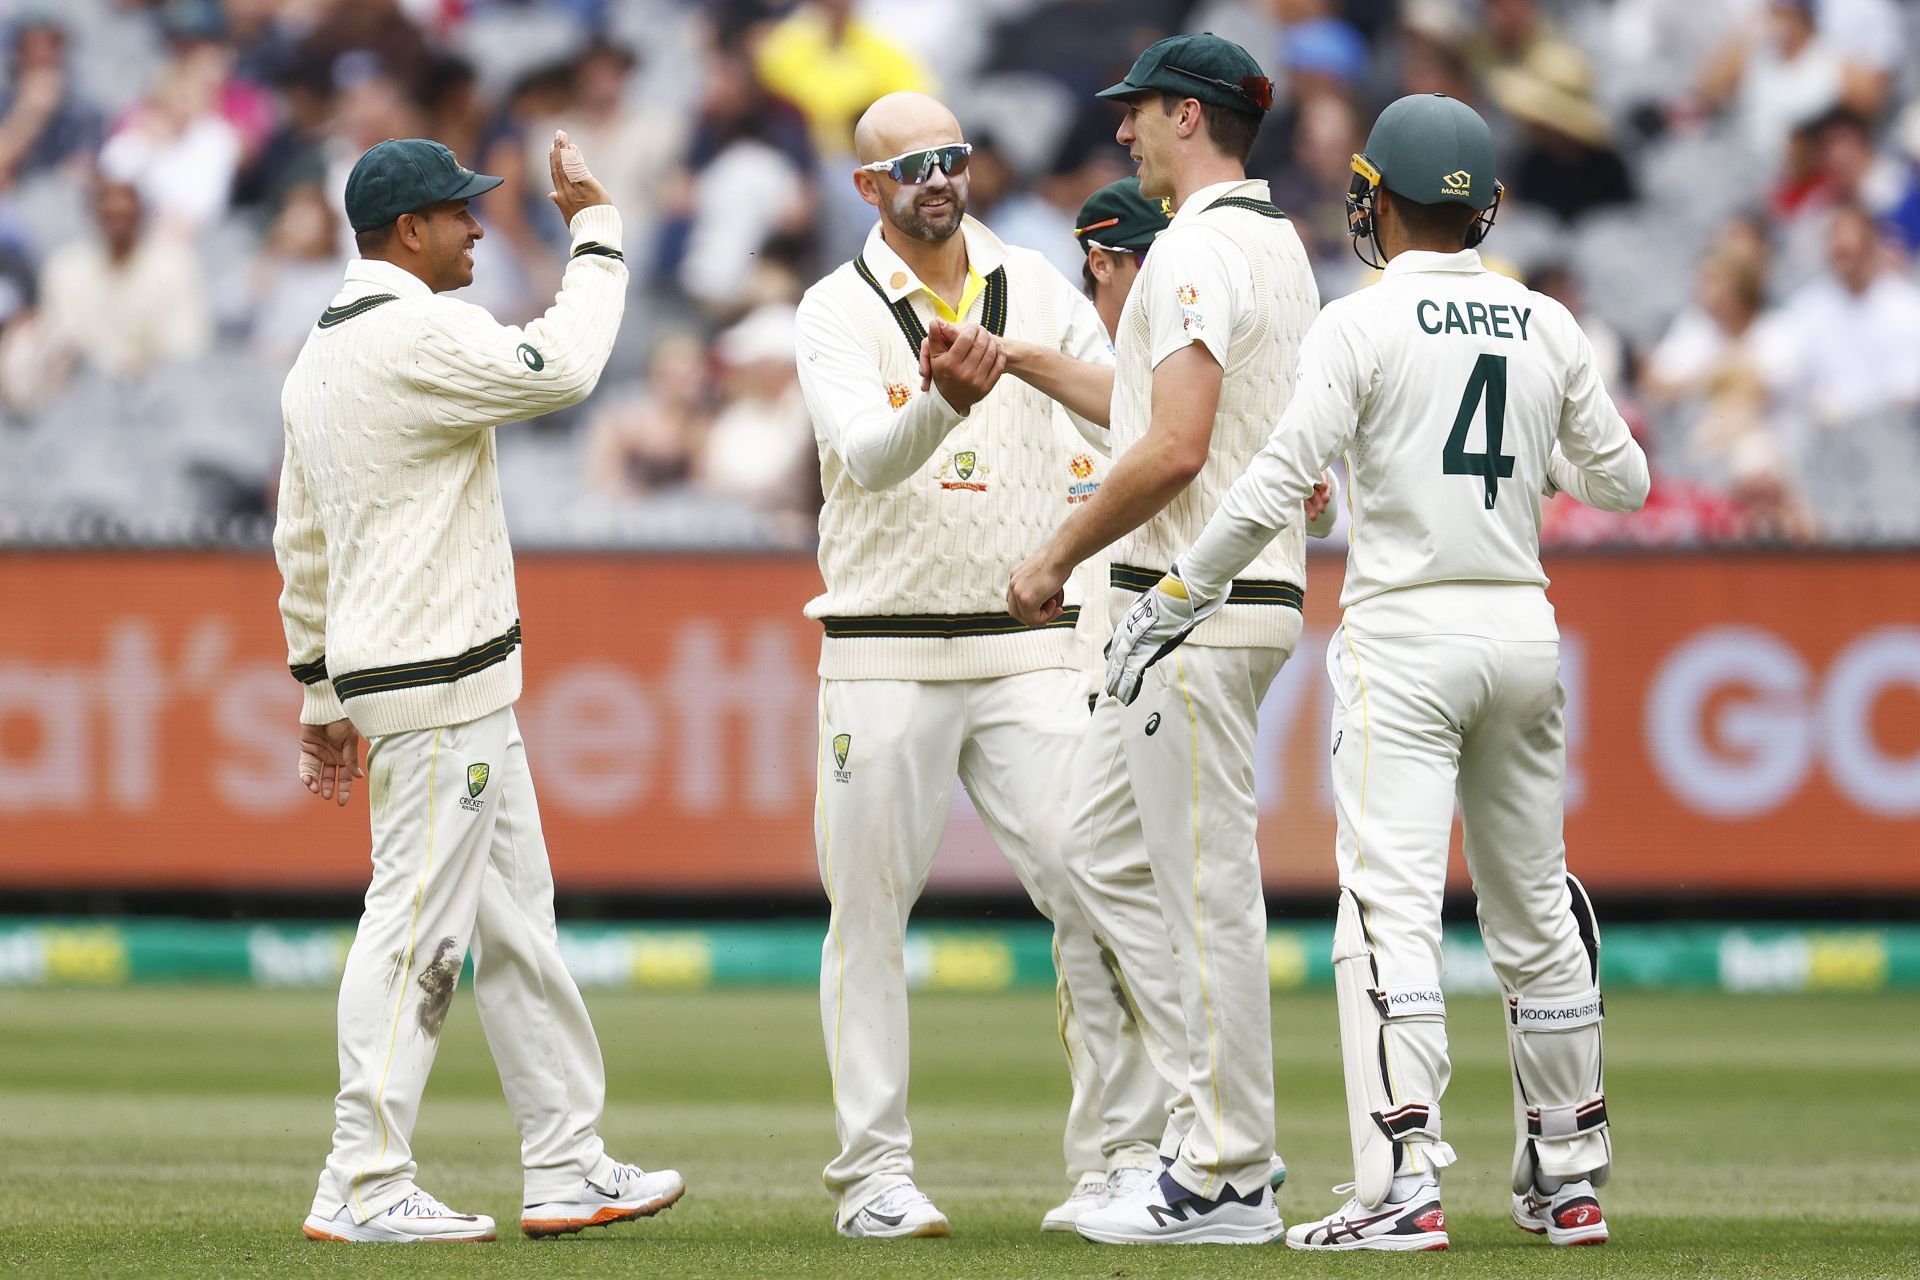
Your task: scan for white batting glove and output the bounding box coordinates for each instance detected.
[1103,566,1224,705]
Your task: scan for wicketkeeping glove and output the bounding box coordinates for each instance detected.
[1103,565,1224,705]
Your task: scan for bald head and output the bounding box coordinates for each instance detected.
[854,92,963,164]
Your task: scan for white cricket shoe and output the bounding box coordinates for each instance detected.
[521,1160,685,1238]
[1075,1169,1283,1245]
[1285,1181,1449,1252]
[1513,1178,1609,1246]
[839,1183,951,1239]
[1105,1164,1158,1200]
[1041,1172,1108,1231]
[302,1188,496,1243]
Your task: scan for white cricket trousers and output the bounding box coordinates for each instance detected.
[1065,639,1292,1201]
[312,706,617,1222]
[1326,622,1602,1174]
[815,667,1168,1222]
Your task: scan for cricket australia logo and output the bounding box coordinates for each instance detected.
[1441,169,1472,197]
[885,381,912,409]
[460,763,490,812]
[937,450,988,492]
[1067,452,1099,505]
[831,733,853,783]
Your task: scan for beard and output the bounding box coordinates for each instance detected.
[890,182,967,243]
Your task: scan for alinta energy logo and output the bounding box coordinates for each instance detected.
[1067,452,1099,505]
[1441,169,1472,197]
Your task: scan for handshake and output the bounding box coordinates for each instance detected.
[918,319,1017,415]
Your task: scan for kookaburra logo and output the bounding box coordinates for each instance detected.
[1441,169,1472,196]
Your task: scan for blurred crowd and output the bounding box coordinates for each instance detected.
[1,0,1918,547]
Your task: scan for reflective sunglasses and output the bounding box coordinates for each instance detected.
[860,143,973,184]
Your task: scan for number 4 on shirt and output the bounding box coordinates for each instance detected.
[1444,353,1515,509]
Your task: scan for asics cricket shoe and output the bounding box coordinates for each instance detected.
[302,1188,495,1242]
[1075,1170,1283,1245]
[1041,1172,1109,1231]
[1286,1181,1449,1252]
[839,1182,951,1239]
[1513,1178,1609,1246]
[521,1161,685,1237]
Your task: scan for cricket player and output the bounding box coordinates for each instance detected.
[1073,177,1169,340]
[794,91,1166,1239]
[278,134,682,1243]
[1006,34,1332,1244]
[1104,93,1648,1251]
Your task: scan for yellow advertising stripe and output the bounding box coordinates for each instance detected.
[351,728,441,1220]
[1175,651,1224,1200]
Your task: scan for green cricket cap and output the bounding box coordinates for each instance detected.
[1074,177,1172,254]
[344,138,503,234]
[1097,33,1275,116]
[1358,94,1499,211]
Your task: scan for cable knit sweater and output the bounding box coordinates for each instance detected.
[273,205,626,736]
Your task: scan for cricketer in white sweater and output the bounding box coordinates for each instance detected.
[274,204,625,737]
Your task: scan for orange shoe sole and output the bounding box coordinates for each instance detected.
[521,1184,686,1238]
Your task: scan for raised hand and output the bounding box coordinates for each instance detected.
[548,129,612,226]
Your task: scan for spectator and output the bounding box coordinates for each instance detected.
[1883,101,1920,256]
[753,0,932,159]
[245,184,343,363]
[696,304,816,534]
[414,52,485,177]
[230,61,331,216]
[1753,203,1920,536]
[1644,246,1774,486]
[1755,203,1920,432]
[36,179,211,385]
[1490,43,1634,222]
[1698,0,1844,167]
[671,49,813,313]
[0,16,103,192]
[96,34,243,234]
[530,39,684,283]
[581,332,712,499]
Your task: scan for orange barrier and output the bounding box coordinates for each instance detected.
[2,551,1915,894]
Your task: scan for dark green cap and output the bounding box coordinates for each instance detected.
[1097,33,1275,116]
[1358,94,1499,211]
[344,138,504,234]
[1075,178,1172,255]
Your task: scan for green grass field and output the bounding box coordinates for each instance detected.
[1,986,1915,1278]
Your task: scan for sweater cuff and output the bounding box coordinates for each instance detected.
[568,204,624,254]
[300,679,346,726]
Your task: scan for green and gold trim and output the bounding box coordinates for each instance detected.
[853,257,1009,360]
[1110,563,1302,610]
[570,240,625,261]
[332,622,522,701]
[820,609,1079,639]
[290,656,329,685]
[316,294,399,329]
[1204,196,1288,219]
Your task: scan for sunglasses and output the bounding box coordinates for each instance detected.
[860,143,973,184]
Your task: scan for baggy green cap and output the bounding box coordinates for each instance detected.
[1357,93,1498,210]
[1097,33,1275,116]
[1074,177,1173,255]
[344,138,504,233]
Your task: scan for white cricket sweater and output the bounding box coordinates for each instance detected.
[1109,180,1318,649]
[274,205,626,736]
[795,217,1113,680]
